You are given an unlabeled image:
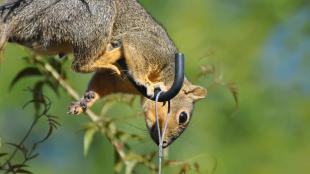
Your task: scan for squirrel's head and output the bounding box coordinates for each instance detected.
[143,80,207,148]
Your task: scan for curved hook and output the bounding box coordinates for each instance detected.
[152,53,184,102]
[119,53,185,102]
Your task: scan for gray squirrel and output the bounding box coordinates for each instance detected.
[0,0,207,147]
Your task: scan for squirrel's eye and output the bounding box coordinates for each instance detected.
[178,112,188,124]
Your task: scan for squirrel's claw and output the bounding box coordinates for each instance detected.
[108,64,121,76]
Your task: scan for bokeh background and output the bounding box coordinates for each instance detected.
[0,0,309,173]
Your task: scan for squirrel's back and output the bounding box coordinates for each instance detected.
[1,0,116,55]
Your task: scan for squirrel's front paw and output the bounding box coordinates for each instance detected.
[67,91,96,115]
[146,82,167,98]
[68,101,87,115]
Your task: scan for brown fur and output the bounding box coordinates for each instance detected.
[1,0,207,147]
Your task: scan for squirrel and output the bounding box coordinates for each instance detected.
[0,0,207,147]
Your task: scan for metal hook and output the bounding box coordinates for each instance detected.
[119,53,185,102]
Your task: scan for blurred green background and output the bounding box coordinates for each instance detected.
[0,0,309,173]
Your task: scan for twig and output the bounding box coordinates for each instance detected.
[0,116,39,169]
[34,56,156,173]
[39,57,100,122]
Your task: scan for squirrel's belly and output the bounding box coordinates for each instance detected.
[14,40,73,56]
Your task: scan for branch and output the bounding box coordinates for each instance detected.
[33,56,157,172]
[39,57,100,122]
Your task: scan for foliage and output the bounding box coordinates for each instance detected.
[1,54,219,173]
[0,71,60,173]
[0,0,309,174]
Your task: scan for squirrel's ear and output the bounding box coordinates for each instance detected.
[187,85,207,101]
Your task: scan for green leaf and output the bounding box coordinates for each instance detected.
[113,161,124,174]
[100,100,116,116]
[226,82,239,109]
[44,79,59,96]
[114,149,123,173]
[9,67,42,90]
[11,164,28,169]
[16,169,33,174]
[83,126,98,157]
[47,57,62,74]
[33,81,45,112]
[27,153,39,160]
[194,162,201,173]
[0,153,8,158]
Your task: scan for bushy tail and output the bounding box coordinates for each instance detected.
[0,2,10,57]
[0,21,9,56]
[0,2,8,55]
[0,0,30,55]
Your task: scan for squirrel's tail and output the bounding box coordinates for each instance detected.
[0,21,9,55]
[0,0,17,57]
[0,3,7,56]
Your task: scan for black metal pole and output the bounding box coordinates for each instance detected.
[119,53,185,102]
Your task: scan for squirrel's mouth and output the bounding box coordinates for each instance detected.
[149,124,173,148]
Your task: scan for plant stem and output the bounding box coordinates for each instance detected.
[0,116,40,169]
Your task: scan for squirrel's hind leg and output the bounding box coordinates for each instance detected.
[92,44,123,75]
[70,2,116,73]
[71,43,123,74]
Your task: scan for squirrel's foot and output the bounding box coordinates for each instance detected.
[146,82,167,98]
[68,91,96,115]
[68,101,86,115]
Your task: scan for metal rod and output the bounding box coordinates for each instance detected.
[119,53,185,102]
